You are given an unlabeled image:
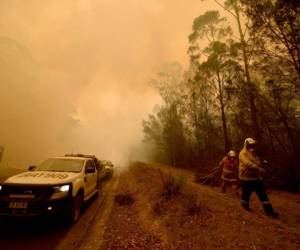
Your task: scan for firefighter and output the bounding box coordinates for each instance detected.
[219,150,239,193]
[239,138,279,217]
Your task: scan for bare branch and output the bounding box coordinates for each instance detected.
[214,0,237,18]
[243,19,250,38]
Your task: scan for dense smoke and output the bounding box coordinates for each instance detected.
[0,0,223,167]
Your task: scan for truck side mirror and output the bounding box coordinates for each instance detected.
[28,166,36,171]
[85,166,95,174]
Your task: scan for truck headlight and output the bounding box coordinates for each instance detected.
[0,185,2,191]
[50,184,71,200]
[56,185,70,192]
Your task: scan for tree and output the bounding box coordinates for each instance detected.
[241,0,300,84]
[210,0,262,140]
[143,2,300,190]
[143,64,189,167]
[181,67,219,161]
[237,0,300,154]
[189,11,236,153]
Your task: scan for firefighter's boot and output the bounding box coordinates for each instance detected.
[263,203,279,218]
[242,203,253,212]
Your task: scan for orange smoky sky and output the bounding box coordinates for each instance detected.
[0,0,228,167]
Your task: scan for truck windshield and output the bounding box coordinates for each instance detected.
[36,158,84,173]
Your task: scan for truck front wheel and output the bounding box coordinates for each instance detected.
[69,192,83,223]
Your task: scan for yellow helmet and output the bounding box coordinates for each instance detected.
[244,138,256,147]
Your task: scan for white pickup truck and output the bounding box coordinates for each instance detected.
[0,156,99,223]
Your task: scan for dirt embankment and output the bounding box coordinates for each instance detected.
[101,162,300,250]
[101,166,162,250]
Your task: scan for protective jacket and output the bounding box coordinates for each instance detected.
[239,147,262,181]
[220,156,238,182]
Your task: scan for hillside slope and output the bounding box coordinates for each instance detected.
[101,162,300,250]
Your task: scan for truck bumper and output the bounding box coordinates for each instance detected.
[0,196,72,217]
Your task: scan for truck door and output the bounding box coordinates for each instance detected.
[85,160,97,196]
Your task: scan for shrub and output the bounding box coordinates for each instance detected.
[153,200,165,216]
[185,192,201,215]
[114,192,134,206]
[114,177,135,206]
[161,173,186,199]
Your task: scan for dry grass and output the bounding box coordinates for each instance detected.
[102,168,162,249]
[114,171,135,206]
[185,191,202,215]
[104,162,300,249]
[161,172,187,199]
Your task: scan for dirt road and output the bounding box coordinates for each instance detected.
[0,174,119,250]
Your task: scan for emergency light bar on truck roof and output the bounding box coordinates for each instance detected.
[64,154,102,172]
[64,154,97,159]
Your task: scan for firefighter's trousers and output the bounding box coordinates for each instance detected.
[241,180,269,204]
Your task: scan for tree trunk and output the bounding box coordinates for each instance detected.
[234,3,261,140]
[273,88,298,154]
[191,92,202,156]
[279,111,297,154]
[216,69,230,153]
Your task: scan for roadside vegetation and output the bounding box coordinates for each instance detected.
[142,0,300,192]
[161,173,186,199]
[114,173,135,206]
[102,162,300,249]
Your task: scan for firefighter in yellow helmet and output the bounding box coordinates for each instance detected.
[239,138,279,217]
[219,150,239,193]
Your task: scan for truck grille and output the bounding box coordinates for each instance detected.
[0,185,53,201]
